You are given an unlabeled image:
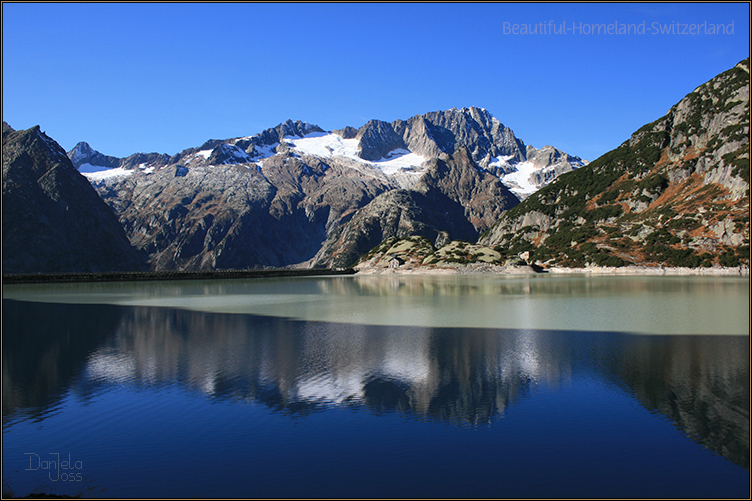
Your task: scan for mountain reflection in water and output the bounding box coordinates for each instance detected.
[3,299,748,470]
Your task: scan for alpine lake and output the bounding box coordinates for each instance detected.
[2,273,749,498]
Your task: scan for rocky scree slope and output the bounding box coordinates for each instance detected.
[70,108,583,271]
[479,58,750,269]
[2,122,146,273]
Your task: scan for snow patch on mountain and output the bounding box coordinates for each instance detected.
[225,147,250,162]
[486,155,516,172]
[288,131,356,157]
[487,151,584,199]
[252,143,278,160]
[371,149,427,176]
[252,131,428,181]
[79,161,154,178]
[497,160,540,198]
[82,167,134,181]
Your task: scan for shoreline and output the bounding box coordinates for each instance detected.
[354,263,750,277]
[1,268,355,284]
[546,265,749,276]
[2,264,747,284]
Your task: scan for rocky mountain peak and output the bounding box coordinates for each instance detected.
[333,126,358,139]
[256,120,325,147]
[226,119,326,157]
[66,141,121,169]
[464,105,492,121]
[356,120,406,161]
[68,141,95,165]
[397,107,527,166]
[3,124,71,170]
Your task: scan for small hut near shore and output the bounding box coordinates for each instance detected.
[388,255,404,269]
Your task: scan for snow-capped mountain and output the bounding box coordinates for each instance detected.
[60,107,585,270]
[70,108,585,197]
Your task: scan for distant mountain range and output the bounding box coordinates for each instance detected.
[57,106,583,271]
[2,58,748,273]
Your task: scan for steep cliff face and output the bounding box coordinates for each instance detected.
[95,161,277,270]
[2,123,146,273]
[480,58,750,269]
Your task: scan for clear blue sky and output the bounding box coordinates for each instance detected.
[3,2,749,162]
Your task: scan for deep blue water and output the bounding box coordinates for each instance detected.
[2,278,750,498]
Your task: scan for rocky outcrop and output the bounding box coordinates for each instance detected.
[394,115,446,159]
[333,126,358,139]
[206,143,251,165]
[2,123,146,273]
[353,235,524,274]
